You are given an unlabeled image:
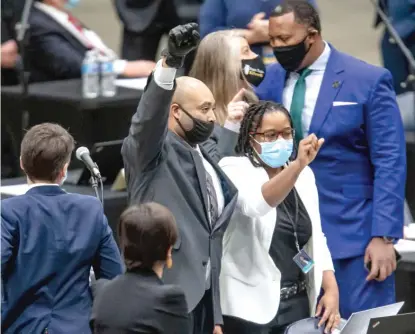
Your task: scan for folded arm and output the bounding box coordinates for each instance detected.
[121,59,177,173]
[367,70,406,240]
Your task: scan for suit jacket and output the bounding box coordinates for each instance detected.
[1,185,123,333]
[218,158,333,324]
[255,46,406,260]
[91,269,189,333]
[114,0,179,35]
[200,124,239,163]
[376,0,415,94]
[121,76,238,325]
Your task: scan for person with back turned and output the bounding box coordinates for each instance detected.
[256,0,406,319]
[1,123,123,333]
[121,23,238,334]
[91,203,190,333]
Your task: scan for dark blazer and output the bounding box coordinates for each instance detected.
[114,0,180,34]
[91,269,189,333]
[375,0,415,94]
[28,7,89,82]
[121,76,238,325]
[200,124,239,163]
[1,185,123,333]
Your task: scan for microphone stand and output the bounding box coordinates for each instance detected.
[370,0,415,102]
[89,163,104,209]
[15,0,35,133]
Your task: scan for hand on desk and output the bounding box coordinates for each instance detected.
[123,60,156,78]
[365,237,397,281]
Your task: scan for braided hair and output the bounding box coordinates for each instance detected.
[236,100,293,167]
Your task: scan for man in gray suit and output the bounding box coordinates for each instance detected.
[121,23,238,334]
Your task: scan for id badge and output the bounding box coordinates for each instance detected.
[293,249,314,274]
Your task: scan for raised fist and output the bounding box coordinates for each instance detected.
[296,133,324,168]
[165,23,200,68]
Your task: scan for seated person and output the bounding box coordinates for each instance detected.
[91,203,189,334]
[28,0,156,82]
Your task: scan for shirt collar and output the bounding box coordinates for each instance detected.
[308,41,331,71]
[28,183,60,190]
[34,2,69,21]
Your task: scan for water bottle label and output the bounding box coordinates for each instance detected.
[101,62,113,73]
[82,63,99,74]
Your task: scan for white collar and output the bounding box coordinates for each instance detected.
[34,2,69,21]
[308,41,331,71]
[29,183,60,189]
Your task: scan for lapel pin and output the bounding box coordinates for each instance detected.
[332,81,340,88]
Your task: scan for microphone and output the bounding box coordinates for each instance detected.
[76,146,101,179]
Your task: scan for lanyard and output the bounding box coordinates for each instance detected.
[281,189,301,253]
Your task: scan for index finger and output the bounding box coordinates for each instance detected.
[366,260,380,281]
[231,88,246,103]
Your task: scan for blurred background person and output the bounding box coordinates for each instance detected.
[199,0,316,65]
[375,0,415,132]
[1,123,123,333]
[190,30,261,160]
[28,0,156,82]
[91,203,189,334]
[256,0,406,319]
[219,101,339,334]
[114,0,180,62]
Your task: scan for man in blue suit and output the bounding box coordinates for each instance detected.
[256,1,406,319]
[1,123,123,333]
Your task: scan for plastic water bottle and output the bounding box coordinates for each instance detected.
[100,54,117,97]
[82,50,99,99]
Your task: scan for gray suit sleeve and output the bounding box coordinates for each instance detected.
[202,125,239,163]
[122,76,175,172]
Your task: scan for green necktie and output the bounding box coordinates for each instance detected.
[290,68,313,144]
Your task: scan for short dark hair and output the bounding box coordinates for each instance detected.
[236,101,294,167]
[118,203,178,271]
[20,123,75,182]
[270,0,321,33]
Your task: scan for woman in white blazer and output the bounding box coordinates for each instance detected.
[218,101,340,334]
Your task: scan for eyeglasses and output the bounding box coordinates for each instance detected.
[250,129,294,142]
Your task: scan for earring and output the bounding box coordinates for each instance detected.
[166,256,173,269]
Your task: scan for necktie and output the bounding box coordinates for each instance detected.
[290,68,312,144]
[67,14,92,49]
[206,172,218,227]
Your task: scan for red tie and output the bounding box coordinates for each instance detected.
[67,14,92,48]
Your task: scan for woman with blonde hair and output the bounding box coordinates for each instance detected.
[191,30,266,160]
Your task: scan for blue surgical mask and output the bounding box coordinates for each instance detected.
[255,138,293,168]
[65,0,80,9]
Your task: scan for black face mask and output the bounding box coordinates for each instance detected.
[273,36,311,72]
[176,106,215,145]
[241,56,266,87]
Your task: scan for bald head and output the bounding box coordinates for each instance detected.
[172,76,214,107]
[169,76,216,142]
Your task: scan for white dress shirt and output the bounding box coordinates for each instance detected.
[283,42,331,137]
[34,2,127,74]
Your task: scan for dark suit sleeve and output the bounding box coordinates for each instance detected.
[156,285,190,334]
[29,26,84,80]
[1,211,18,277]
[202,125,239,163]
[92,214,124,279]
[366,70,406,239]
[121,73,175,173]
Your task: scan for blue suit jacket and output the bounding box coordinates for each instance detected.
[199,0,316,56]
[255,46,407,259]
[1,185,123,333]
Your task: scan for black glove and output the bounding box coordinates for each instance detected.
[164,23,200,68]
